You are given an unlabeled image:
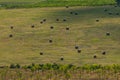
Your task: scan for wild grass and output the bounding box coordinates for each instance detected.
[0,64,120,80]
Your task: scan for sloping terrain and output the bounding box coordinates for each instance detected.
[0,6,120,65]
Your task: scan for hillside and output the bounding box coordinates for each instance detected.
[0,6,120,65]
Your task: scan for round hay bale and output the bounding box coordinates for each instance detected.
[50,26,54,29]
[10,26,14,29]
[108,12,112,15]
[104,9,108,12]
[114,5,117,7]
[70,12,73,14]
[40,21,43,24]
[43,19,46,22]
[66,27,69,30]
[106,32,110,36]
[60,57,64,61]
[9,34,13,38]
[102,51,106,55]
[77,50,81,53]
[56,19,59,21]
[66,6,69,8]
[93,55,97,59]
[31,25,35,28]
[63,19,66,22]
[96,19,99,22]
[49,40,52,43]
[40,52,43,55]
[75,13,78,15]
[116,13,119,15]
[75,46,79,49]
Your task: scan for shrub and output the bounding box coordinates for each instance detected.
[52,63,59,70]
[116,0,120,5]
[16,64,21,68]
[10,64,16,69]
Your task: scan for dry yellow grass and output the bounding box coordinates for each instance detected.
[0,6,120,66]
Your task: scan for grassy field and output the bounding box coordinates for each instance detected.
[0,5,120,66]
[0,0,116,9]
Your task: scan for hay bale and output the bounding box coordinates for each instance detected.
[40,21,43,24]
[70,12,73,14]
[75,13,78,15]
[66,27,69,30]
[50,26,54,29]
[102,51,106,55]
[40,52,43,55]
[114,5,117,7]
[106,32,110,36]
[104,9,108,12]
[77,50,81,53]
[49,40,52,43]
[63,19,66,22]
[96,19,99,22]
[116,13,119,15]
[43,19,46,22]
[108,12,112,15]
[60,57,64,61]
[9,34,13,38]
[31,25,35,28]
[10,26,14,29]
[93,55,97,59]
[56,19,59,21]
[66,6,69,8]
[75,46,79,49]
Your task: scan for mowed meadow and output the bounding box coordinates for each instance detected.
[0,5,120,66]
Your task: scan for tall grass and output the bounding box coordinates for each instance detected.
[0,64,120,80]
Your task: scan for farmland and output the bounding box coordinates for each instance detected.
[0,6,120,66]
[0,0,120,80]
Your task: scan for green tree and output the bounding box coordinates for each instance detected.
[116,0,120,5]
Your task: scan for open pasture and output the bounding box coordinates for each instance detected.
[0,5,120,66]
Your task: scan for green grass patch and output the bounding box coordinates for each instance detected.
[0,0,116,9]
